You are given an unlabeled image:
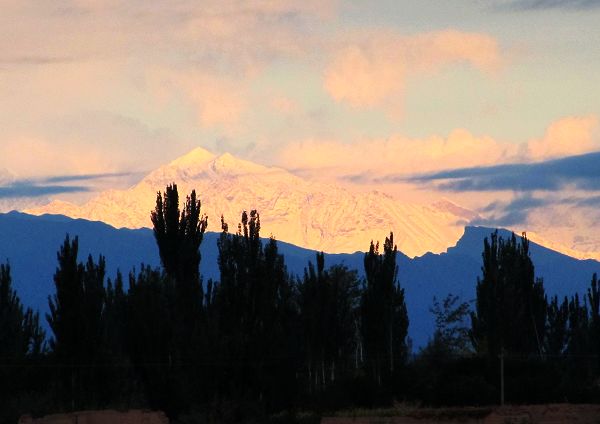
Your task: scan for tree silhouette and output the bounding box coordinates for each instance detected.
[360,233,409,385]
[216,211,297,412]
[0,262,46,423]
[470,231,546,358]
[545,295,569,356]
[428,294,472,355]
[151,183,208,286]
[151,184,208,384]
[298,253,360,393]
[1,262,45,360]
[47,235,107,409]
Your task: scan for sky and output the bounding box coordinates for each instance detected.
[1,0,600,233]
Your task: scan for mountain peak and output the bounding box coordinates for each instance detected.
[213,152,238,168]
[211,152,272,175]
[168,147,216,168]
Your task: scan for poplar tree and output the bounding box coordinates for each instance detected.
[47,235,107,409]
[360,233,409,385]
[470,231,546,357]
[0,263,46,423]
[299,253,360,393]
[216,211,296,411]
[151,183,208,286]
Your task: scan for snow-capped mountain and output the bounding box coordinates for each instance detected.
[26,148,477,257]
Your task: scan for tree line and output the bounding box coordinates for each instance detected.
[1,184,600,422]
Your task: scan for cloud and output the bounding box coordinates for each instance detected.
[277,114,598,186]
[148,70,247,129]
[43,172,137,184]
[0,56,74,66]
[323,30,502,111]
[0,136,118,178]
[475,194,554,226]
[576,195,600,207]
[499,0,600,10]
[411,151,600,192]
[0,172,138,199]
[0,182,89,199]
[0,1,336,68]
[0,0,337,131]
[0,111,177,180]
[270,96,300,115]
[324,45,405,108]
[528,115,599,160]
[278,128,519,178]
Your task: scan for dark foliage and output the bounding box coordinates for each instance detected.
[215,210,297,414]
[297,252,361,396]
[360,233,409,385]
[7,189,600,422]
[0,262,47,423]
[47,235,111,409]
[470,231,546,357]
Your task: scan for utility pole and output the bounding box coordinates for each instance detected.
[500,348,505,406]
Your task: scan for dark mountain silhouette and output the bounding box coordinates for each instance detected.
[1,211,598,348]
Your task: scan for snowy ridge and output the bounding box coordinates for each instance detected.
[26,148,475,257]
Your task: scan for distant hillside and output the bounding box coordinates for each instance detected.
[1,212,598,349]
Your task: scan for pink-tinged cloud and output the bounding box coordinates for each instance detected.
[277,115,599,179]
[324,45,406,108]
[408,30,501,73]
[270,96,300,114]
[146,69,247,129]
[1,136,118,178]
[323,30,502,110]
[278,129,519,177]
[528,115,599,160]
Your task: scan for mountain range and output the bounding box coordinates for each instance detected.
[2,211,598,349]
[25,148,479,258]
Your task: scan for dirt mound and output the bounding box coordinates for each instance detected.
[322,404,600,424]
[18,409,168,424]
[485,404,600,423]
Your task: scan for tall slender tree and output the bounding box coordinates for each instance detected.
[151,183,208,286]
[148,184,210,415]
[360,233,409,385]
[47,235,107,409]
[587,273,600,357]
[470,231,546,358]
[545,295,569,356]
[0,262,46,423]
[298,253,360,393]
[216,211,296,411]
[1,262,45,360]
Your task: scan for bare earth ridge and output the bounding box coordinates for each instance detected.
[18,409,168,424]
[323,404,600,423]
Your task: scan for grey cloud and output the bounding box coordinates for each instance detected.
[0,56,74,66]
[498,0,600,10]
[0,183,88,199]
[473,192,600,228]
[0,172,140,199]
[341,173,372,184]
[410,151,600,192]
[575,195,600,207]
[43,172,137,184]
[473,209,530,227]
[473,194,557,227]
